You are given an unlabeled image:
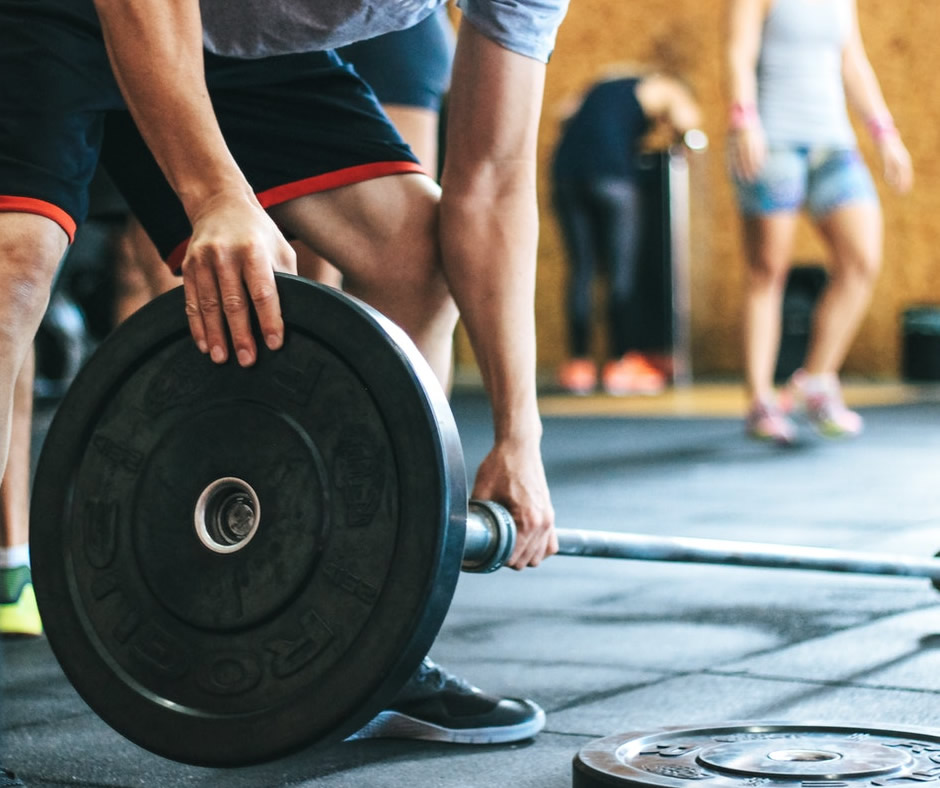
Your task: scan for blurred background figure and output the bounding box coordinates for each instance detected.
[552,64,701,396]
[727,0,913,445]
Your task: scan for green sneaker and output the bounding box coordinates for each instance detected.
[0,566,42,637]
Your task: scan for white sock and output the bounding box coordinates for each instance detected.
[801,372,838,396]
[0,544,30,569]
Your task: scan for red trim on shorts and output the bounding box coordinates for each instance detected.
[167,239,190,273]
[0,196,77,242]
[165,160,426,273]
[255,161,426,208]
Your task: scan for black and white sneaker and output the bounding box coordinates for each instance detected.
[347,657,545,744]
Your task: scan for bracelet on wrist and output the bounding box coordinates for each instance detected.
[866,115,898,142]
[729,101,759,131]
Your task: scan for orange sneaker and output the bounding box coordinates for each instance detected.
[558,358,597,395]
[601,353,666,396]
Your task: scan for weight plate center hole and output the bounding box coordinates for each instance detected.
[195,477,261,554]
[767,750,842,763]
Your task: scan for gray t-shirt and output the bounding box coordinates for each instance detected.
[199,0,569,64]
[758,0,855,147]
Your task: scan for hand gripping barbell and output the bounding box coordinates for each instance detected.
[464,500,940,583]
[29,275,940,768]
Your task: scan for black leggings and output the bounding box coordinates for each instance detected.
[553,177,644,358]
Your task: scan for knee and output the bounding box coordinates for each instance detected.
[836,247,882,287]
[0,228,63,340]
[0,222,67,360]
[361,194,456,324]
[747,251,790,292]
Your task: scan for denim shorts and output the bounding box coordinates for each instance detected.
[732,147,879,218]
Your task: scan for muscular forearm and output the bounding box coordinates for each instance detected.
[440,173,542,445]
[94,0,295,370]
[440,21,545,445]
[94,0,254,219]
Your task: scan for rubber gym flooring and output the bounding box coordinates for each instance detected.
[6,380,940,787]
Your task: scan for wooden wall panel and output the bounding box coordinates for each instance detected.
[493,0,940,380]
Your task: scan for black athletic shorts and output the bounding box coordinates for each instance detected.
[0,0,422,268]
[337,7,455,111]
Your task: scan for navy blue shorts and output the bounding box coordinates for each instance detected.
[0,0,422,267]
[337,7,455,111]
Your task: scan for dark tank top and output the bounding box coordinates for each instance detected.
[552,77,650,183]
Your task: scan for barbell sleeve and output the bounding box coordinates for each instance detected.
[463,500,940,586]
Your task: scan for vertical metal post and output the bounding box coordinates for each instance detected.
[667,147,693,387]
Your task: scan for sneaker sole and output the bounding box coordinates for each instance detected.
[346,703,546,745]
[811,423,864,439]
[745,426,796,446]
[0,585,43,638]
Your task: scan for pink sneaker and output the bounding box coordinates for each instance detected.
[784,369,863,438]
[745,399,797,445]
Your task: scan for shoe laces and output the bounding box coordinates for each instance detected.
[400,658,476,700]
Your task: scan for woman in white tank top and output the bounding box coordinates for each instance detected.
[726,0,912,445]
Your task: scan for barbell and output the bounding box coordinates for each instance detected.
[29,275,940,768]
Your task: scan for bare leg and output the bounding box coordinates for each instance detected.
[270,173,458,387]
[384,105,442,176]
[741,212,800,403]
[114,216,180,324]
[295,241,343,288]
[296,104,442,293]
[0,349,33,551]
[0,213,66,636]
[803,201,883,374]
[0,214,66,480]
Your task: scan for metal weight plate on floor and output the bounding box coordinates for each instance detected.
[30,274,468,767]
[573,722,940,788]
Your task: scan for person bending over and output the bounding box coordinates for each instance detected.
[0,0,568,753]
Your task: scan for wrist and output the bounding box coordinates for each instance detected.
[181,180,259,223]
[492,401,543,447]
[729,101,759,131]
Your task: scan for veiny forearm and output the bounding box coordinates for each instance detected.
[440,168,542,444]
[93,0,254,219]
[440,22,545,445]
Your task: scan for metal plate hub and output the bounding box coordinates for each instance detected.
[573,723,940,788]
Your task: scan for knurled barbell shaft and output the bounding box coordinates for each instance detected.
[463,500,940,584]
